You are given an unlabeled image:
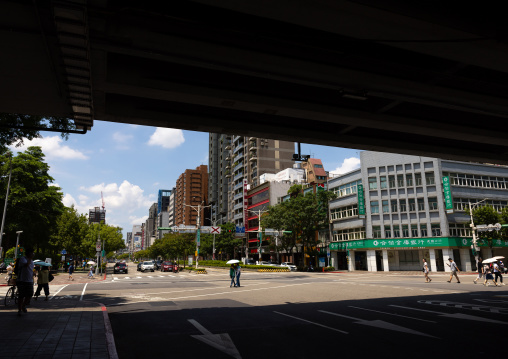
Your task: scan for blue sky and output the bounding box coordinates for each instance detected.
[10,121,361,238]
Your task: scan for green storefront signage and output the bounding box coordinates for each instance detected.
[329,237,508,251]
[357,184,365,217]
[442,176,453,213]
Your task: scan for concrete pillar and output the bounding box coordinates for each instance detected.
[429,249,437,272]
[459,248,472,271]
[442,248,453,272]
[382,250,389,272]
[348,250,355,271]
[331,251,338,270]
[367,250,377,272]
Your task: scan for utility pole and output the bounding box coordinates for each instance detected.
[249,208,270,263]
[469,198,488,261]
[0,153,12,259]
[184,201,211,269]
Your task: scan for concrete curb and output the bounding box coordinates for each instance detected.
[87,301,119,359]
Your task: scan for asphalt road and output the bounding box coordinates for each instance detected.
[51,264,508,358]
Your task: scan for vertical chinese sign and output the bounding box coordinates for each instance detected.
[442,176,453,213]
[357,184,365,218]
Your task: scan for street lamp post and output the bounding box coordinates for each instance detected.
[205,217,217,260]
[469,198,488,260]
[14,230,23,258]
[0,153,13,259]
[184,201,211,269]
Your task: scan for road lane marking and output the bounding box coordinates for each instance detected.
[319,310,436,337]
[80,283,88,301]
[274,311,348,334]
[390,305,508,324]
[50,284,69,300]
[347,306,436,323]
[417,300,508,314]
[188,319,241,359]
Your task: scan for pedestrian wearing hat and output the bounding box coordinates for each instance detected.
[446,258,460,283]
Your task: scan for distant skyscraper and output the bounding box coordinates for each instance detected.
[88,206,105,224]
[175,165,209,226]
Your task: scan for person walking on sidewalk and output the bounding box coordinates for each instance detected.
[229,264,237,287]
[34,266,50,301]
[16,247,35,315]
[446,257,461,283]
[422,258,431,282]
[235,263,242,287]
[88,264,94,279]
[483,264,499,286]
[493,261,505,286]
[68,261,75,281]
[474,257,484,284]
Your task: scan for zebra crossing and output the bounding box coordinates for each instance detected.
[110,271,283,282]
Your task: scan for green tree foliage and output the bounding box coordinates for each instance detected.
[81,223,125,258]
[0,147,65,252]
[262,188,336,266]
[215,223,242,259]
[0,114,75,150]
[50,205,89,255]
[472,205,502,248]
[149,232,195,265]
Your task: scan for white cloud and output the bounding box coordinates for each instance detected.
[129,215,148,225]
[147,128,185,149]
[62,193,77,208]
[11,136,88,160]
[330,157,361,176]
[112,132,134,150]
[79,180,153,213]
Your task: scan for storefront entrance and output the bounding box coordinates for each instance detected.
[376,251,384,271]
[355,251,367,270]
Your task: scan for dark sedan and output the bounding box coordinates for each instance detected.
[113,262,128,274]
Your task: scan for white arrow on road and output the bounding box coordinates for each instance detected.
[390,305,508,324]
[318,310,436,338]
[188,319,241,359]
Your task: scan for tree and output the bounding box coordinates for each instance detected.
[472,205,501,248]
[0,147,65,252]
[0,114,75,150]
[262,188,336,267]
[81,222,125,259]
[50,205,89,257]
[215,223,242,259]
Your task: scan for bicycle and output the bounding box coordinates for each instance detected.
[5,285,18,306]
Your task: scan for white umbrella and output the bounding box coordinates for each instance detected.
[87,261,96,265]
[34,261,51,267]
[494,256,505,260]
[482,258,498,264]
[226,259,240,264]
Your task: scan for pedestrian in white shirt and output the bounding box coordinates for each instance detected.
[446,257,460,283]
[493,261,505,285]
[422,258,431,283]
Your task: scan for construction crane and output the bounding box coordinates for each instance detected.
[101,191,105,211]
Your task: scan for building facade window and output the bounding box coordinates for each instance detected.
[393,225,400,237]
[397,175,404,187]
[411,224,419,237]
[421,224,428,237]
[406,174,413,187]
[453,198,508,212]
[400,199,407,212]
[373,226,381,238]
[445,172,508,190]
[368,177,377,190]
[371,201,379,214]
[331,205,359,220]
[402,224,409,237]
[417,198,425,211]
[331,180,361,198]
[428,197,438,210]
[408,199,416,212]
[380,176,387,189]
[425,172,435,185]
[431,224,441,236]
[388,175,396,188]
[414,173,422,186]
[449,223,472,237]
[333,227,366,241]
[391,200,398,212]
[382,200,389,213]
[384,225,392,238]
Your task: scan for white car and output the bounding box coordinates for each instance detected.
[281,262,297,271]
[140,261,155,272]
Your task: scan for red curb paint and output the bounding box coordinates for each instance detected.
[101,306,107,311]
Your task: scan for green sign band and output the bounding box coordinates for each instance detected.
[442,176,453,212]
[357,184,365,216]
[329,237,508,250]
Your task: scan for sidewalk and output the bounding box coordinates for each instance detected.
[0,272,117,359]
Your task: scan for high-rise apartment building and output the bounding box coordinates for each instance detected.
[208,133,295,228]
[168,188,176,227]
[175,165,209,226]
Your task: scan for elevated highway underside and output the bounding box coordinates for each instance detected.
[1,0,508,163]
